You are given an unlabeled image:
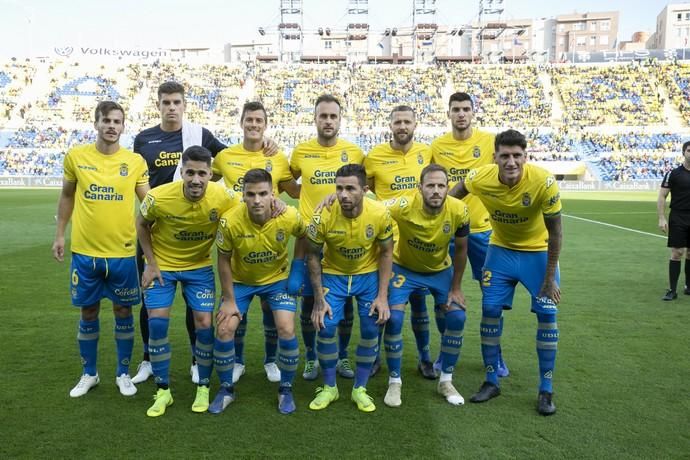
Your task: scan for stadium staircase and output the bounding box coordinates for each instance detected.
[127,82,151,121]
[659,84,686,131]
[538,69,563,128]
[5,61,51,129]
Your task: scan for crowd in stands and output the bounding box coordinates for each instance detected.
[1,58,688,181]
[0,149,63,176]
[551,64,665,126]
[449,64,551,128]
[597,153,679,181]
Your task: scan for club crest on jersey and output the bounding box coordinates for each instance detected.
[120,163,129,176]
[276,229,285,242]
[443,221,451,234]
[265,160,273,173]
[417,154,424,164]
[209,209,219,222]
[341,151,348,163]
[365,224,374,239]
[472,146,481,158]
[522,193,531,207]
[307,223,318,239]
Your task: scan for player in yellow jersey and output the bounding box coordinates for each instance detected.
[431,92,511,378]
[212,169,306,414]
[212,101,301,385]
[135,146,241,417]
[363,105,436,379]
[306,164,393,413]
[288,94,365,381]
[450,130,562,415]
[382,164,470,407]
[53,101,149,399]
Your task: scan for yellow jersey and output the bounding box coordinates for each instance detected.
[140,181,241,270]
[387,193,470,273]
[290,138,364,220]
[63,143,149,258]
[463,164,562,251]
[212,144,293,195]
[308,199,393,275]
[216,205,306,285]
[431,130,494,233]
[363,141,431,201]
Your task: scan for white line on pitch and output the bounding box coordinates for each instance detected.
[563,214,665,239]
[569,211,655,215]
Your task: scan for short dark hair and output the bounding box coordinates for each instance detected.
[336,163,367,187]
[181,145,212,167]
[314,94,341,112]
[448,92,474,109]
[243,168,273,188]
[94,101,124,122]
[241,101,268,123]
[420,164,448,184]
[683,140,690,152]
[495,129,527,152]
[390,105,415,119]
[157,81,185,100]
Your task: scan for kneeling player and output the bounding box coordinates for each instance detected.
[136,146,240,417]
[383,164,470,407]
[212,168,305,414]
[307,164,393,413]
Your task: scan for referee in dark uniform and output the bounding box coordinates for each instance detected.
[658,140,690,300]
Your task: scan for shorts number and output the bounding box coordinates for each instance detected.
[72,269,79,286]
[481,270,492,287]
[392,273,406,288]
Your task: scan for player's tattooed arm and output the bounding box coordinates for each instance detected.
[541,214,562,304]
[447,235,468,310]
[448,180,469,200]
[136,212,163,288]
[306,240,331,331]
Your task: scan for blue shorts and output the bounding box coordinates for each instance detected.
[144,266,215,312]
[70,253,140,307]
[449,230,491,281]
[481,245,560,316]
[322,272,379,328]
[389,263,453,307]
[233,279,297,315]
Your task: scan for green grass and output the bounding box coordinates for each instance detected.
[1,189,688,459]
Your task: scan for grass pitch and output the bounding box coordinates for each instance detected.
[0,189,688,459]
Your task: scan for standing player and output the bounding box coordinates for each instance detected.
[383,164,470,407]
[450,129,562,415]
[363,105,436,378]
[131,82,278,385]
[136,146,241,417]
[288,95,364,381]
[431,92,509,377]
[53,101,149,398]
[657,140,690,300]
[307,164,393,413]
[212,169,306,414]
[212,101,300,383]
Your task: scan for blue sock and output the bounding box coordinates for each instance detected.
[384,310,404,378]
[114,315,134,376]
[433,304,446,334]
[78,319,99,376]
[287,259,305,296]
[263,310,278,364]
[195,327,214,385]
[497,316,505,365]
[479,312,501,386]
[440,309,466,373]
[300,297,317,361]
[536,313,558,393]
[213,338,235,388]
[354,315,379,388]
[338,298,354,359]
[148,317,171,386]
[409,294,431,362]
[316,325,338,386]
[235,314,247,365]
[278,336,299,388]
